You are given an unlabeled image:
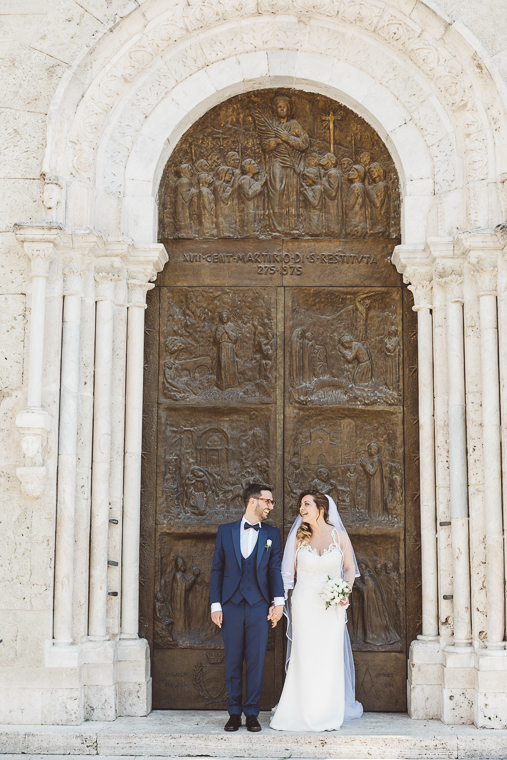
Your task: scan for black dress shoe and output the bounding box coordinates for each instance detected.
[246,715,262,732]
[224,714,242,731]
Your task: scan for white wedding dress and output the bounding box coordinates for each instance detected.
[270,531,352,732]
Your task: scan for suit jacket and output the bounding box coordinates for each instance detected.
[210,520,284,606]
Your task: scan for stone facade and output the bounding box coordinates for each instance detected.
[2,0,507,729]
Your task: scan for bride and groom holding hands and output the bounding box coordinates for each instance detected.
[210,482,363,733]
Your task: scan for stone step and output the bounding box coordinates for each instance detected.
[1,711,507,759]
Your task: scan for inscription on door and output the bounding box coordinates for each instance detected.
[141,88,420,714]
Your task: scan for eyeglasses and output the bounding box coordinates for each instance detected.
[258,497,275,506]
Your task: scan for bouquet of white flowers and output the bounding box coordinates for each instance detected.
[320,575,351,610]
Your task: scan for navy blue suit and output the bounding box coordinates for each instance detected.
[210,520,284,716]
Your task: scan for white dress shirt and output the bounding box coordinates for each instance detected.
[211,516,285,613]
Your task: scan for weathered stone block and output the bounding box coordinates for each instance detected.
[443,666,475,689]
[0,110,46,179]
[441,687,474,724]
[474,689,507,729]
[0,43,64,113]
[31,0,101,65]
[117,677,152,717]
[0,294,25,390]
[408,683,442,720]
[0,179,44,232]
[41,687,84,725]
[0,687,42,724]
[409,662,443,685]
[84,683,118,721]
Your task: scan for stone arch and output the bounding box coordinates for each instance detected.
[120,66,435,244]
[43,0,507,247]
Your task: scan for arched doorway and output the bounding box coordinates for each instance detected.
[140,89,421,713]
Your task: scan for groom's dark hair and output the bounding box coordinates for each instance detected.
[242,483,272,507]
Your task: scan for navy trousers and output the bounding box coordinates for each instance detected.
[221,599,269,716]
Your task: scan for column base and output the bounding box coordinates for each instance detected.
[83,639,118,721]
[441,648,475,725]
[117,638,152,717]
[407,638,442,720]
[473,650,507,728]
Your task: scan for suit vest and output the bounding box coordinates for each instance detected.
[229,548,264,605]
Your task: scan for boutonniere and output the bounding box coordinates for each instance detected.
[265,539,272,552]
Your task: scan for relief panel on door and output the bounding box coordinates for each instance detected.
[157,405,277,526]
[159,287,277,405]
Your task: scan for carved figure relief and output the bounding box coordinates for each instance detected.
[285,413,403,527]
[359,442,385,521]
[159,408,275,524]
[159,90,400,241]
[214,311,239,390]
[384,326,400,392]
[286,288,402,406]
[155,541,222,649]
[351,560,401,649]
[160,287,276,403]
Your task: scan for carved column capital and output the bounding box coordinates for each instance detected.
[472,267,497,297]
[14,223,70,277]
[409,280,433,311]
[402,268,433,311]
[94,270,122,301]
[24,242,55,278]
[63,268,86,297]
[437,272,464,303]
[127,279,155,309]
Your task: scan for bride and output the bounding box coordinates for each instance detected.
[270,491,363,731]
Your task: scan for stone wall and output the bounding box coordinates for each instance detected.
[1,0,507,727]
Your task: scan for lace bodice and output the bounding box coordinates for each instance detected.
[295,531,344,593]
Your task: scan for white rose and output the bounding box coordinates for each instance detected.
[266,539,272,546]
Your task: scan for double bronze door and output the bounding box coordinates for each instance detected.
[140,268,420,712]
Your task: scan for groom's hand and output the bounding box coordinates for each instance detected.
[211,611,223,628]
[268,604,284,627]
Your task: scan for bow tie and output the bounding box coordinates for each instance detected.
[244,522,260,531]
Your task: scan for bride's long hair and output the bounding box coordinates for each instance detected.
[296,491,333,545]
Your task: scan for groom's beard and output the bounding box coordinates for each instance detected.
[253,503,270,522]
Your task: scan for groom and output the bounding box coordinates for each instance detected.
[210,483,284,732]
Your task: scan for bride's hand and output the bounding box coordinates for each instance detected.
[339,595,350,607]
[268,604,284,627]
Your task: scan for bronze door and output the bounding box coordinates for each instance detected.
[141,88,420,712]
[141,274,419,713]
[142,283,285,711]
[284,284,419,712]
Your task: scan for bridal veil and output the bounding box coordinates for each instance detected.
[281,494,363,721]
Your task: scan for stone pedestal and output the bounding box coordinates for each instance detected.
[474,652,507,728]
[117,639,152,717]
[407,639,442,720]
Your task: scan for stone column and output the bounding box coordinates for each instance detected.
[475,266,504,649]
[116,245,166,718]
[407,275,439,640]
[440,272,472,649]
[121,278,154,640]
[53,268,84,645]
[14,231,59,498]
[88,270,120,641]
